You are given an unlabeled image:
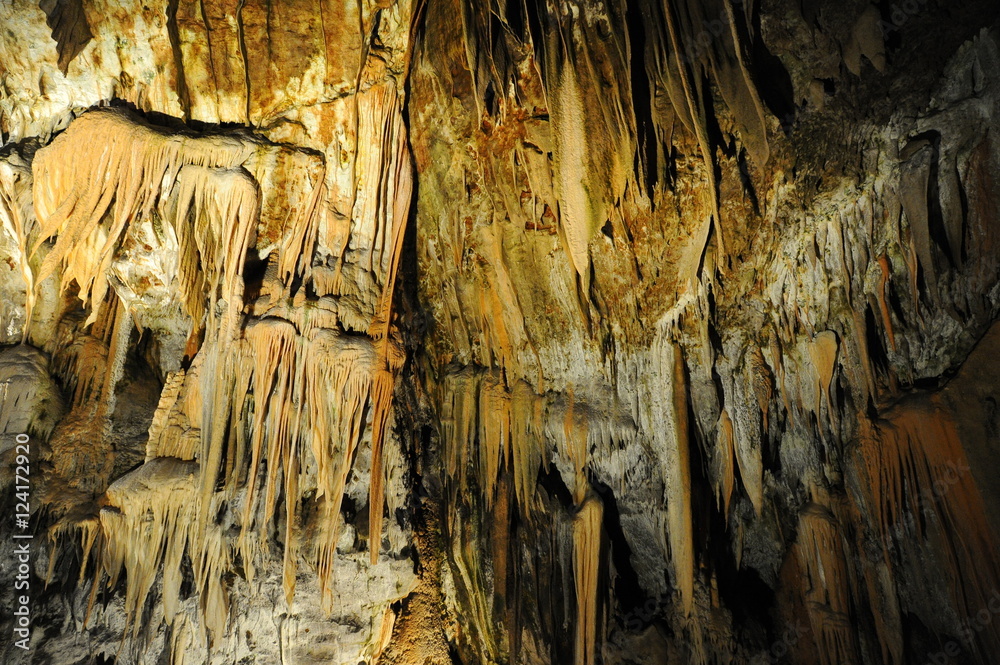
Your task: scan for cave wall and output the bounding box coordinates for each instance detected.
[409,1,1000,663]
[2,1,1000,664]
[1,1,423,663]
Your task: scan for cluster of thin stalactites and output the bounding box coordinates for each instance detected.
[24,107,406,646]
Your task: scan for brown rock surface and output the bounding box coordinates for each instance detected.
[2,2,1000,664]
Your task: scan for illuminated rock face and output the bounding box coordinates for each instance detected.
[2,2,1000,665]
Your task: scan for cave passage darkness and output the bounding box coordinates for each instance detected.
[2,1,1000,664]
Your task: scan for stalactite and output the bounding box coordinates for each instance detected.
[43,516,100,591]
[511,379,543,518]
[807,331,839,433]
[899,142,936,301]
[492,469,511,610]
[21,110,265,573]
[0,157,36,343]
[0,345,64,440]
[36,291,133,526]
[843,6,887,75]
[220,320,381,605]
[97,297,131,419]
[21,103,417,624]
[750,346,773,433]
[551,65,602,286]
[189,166,262,532]
[793,487,860,665]
[669,340,694,616]
[439,370,478,500]
[98,457,230,643]
[172,163,259,331]
[573,495,603,665]
[6,4,1000,665]
[722,350,764,517]
[146,367,197,461]
[855,399,1000,659]
[660,4,726,260]
[716,409,737,517]
[714,0,771,167]
[479,374,512,507]
[368,365,397,565]
[29,109,255,328]
[366,121,413,565]
[938,156,965,268]
[876,255,897,351]
[438,369,547,520]
[563,387,591,507]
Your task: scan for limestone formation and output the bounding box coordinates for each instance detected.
[2,2,1000,665]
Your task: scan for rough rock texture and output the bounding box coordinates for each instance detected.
[2,1,1000,665]
[1,2,420,663]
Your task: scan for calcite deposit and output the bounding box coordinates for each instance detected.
[2,1,1000,664]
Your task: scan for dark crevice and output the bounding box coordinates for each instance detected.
[921,133,957,271]
[876,0,904,52]
[888,281,907,324]
[589,480,648,622]
[958,170,970,264]
[505,0,525,41]
[703,80,725,189]
[687,371,720,564]
[601,218,614,241]
[625,0,658,199]
[523,0,546,83]
[483,80,497,116]
[39,0,92,74]
[536,464,574,512]
[865,304,891,378]
[165,0,191,119]
[748,2,796,124]
[235,0,252,126]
